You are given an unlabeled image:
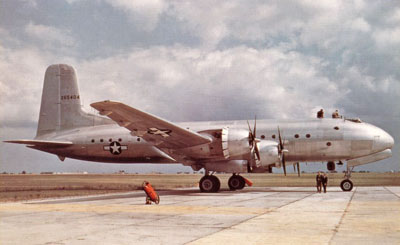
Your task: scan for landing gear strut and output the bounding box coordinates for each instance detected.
[199,171,221,193]
[228,174,245,190]
[340,166,354,192]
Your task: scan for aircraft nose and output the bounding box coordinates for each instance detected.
[374,129,394,151]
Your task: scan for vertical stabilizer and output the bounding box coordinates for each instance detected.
[36,64,111,137]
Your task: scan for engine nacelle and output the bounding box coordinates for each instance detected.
[257,140,280,168]
[226,129,252,157]
[204,160,248,173]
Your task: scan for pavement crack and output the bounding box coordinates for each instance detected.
[328,187,356,245]
[383,186,400,198]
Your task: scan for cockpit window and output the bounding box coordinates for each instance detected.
[345,118,362,123]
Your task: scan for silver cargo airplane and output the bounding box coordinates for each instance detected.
[5,64,394,192]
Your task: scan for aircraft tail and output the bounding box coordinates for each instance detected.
[36,64,111,137]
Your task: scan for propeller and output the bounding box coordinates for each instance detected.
[277,126,288,176]
[247,116,260,172]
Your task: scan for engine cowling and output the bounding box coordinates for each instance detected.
[225,129,252,157]
[257,140,280,168]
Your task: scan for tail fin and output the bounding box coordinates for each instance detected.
[36,64,111,137]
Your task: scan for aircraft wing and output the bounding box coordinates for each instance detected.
[4,140,73,147]
[90,100,212,149]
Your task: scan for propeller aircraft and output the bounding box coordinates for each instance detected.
[5,64,395,192]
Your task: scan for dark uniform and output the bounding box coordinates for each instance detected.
[316,172,322,193]
[322,174,328,193]
[317,109,324,118]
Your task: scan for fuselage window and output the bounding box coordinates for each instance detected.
[137,138,140,142]
[306,134,311,138]
[261,135,265,139]
[100,139,104,142]
[326,142,332,146]
[109,138,112,142]
[91,139,95,143]
[272,134,276,139]
[334,126,339,130]
[118,138,122,142]
[294,134,299,138]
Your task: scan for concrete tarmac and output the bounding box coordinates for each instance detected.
[1,186,399,244]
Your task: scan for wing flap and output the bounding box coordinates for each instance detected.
[91,100,211,149]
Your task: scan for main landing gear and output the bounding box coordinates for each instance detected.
[199,172,249,193]
[340,166,354,192]
[199,173,221,192]
[228,174,245,190]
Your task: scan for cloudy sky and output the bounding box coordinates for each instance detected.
[0,0,399,173]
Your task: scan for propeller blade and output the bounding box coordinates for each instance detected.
[282,154,287,176]
[254,143,260,161]
[247,120,254,146]
[253,115,257,138]
[277,126,284,150]
[247,120,253,137]
[297,162,300,177]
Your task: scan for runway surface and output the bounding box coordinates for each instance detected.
[1,186,399,244]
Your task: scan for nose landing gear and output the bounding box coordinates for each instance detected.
[340,166,354,192]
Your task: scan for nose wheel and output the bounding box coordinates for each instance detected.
[341,165,354,191]
[199,175,221,192]
[228,174,245,190]
[340,179,353,191]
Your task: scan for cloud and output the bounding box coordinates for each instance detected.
[74,46,346,121]
[25,22,75,47]
[104,0,166,31]
[0,44,76,127]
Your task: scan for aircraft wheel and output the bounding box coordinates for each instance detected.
[199,175,220,192]
[340,179,353,192]
[228,175,245,190]
[155,193,160,204]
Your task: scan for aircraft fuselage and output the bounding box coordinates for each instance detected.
[32,118,393,167]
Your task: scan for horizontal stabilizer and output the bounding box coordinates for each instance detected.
[4,140,73,147]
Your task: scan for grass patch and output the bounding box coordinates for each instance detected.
[1,173,399,202]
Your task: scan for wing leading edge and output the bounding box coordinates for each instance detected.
[4,140,73,147]
[90,100,211,149]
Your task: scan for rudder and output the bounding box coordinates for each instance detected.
[36,64,111,137]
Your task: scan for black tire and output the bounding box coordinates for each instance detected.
[199,175,221,193]
[228,175,245,190]
[340,179,353,192]
[210,175,221,192]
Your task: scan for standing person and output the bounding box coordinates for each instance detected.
[332,110,340,118]
[316,172,322,193]
[317,109,324,118]
[322,173,328,193]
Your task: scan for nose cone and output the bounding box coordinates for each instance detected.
[374,128,394,152]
